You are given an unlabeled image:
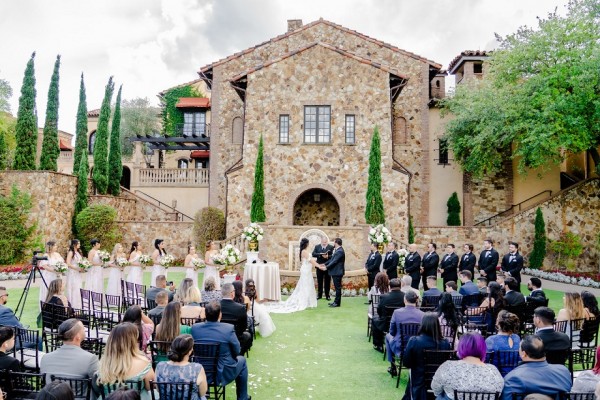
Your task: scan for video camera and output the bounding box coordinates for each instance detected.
[31,250,48,266]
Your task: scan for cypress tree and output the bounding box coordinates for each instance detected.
[250,134,265,222]
[13,52,38,170]
[73,73,88,174]
[0,132,7,170]
[365,126,385,225]
[529,207,547,269]
[92,77,114,194]
[408,215,415,244]
[39,55,61,171]
[73,149,89,234]
[108,85,123,196]
[446,192,461,226]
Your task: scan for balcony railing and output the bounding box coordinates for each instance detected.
[58,151,73,161]
[176,123,210,137]
[138,168,209,187]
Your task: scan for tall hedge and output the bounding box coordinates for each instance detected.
[446,192,461,226]
[73,73,88,174]
[75,204,122,255]
[193,207,225,253]
[529,207,546,269]
[73,149,89,234]
[408,215,415,244]
[92,77,114,194]
[108,85,123,196]
[39,55,61,171]
[0,185,40,264]
[250,134,265,223]
[0,132,7,170]
[13,52,38,170]
[365,126,385,225]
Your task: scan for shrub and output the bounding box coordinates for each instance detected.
[529,207,546,269]
[446,192,461,226]
[0,185,40,264]
[408,215,415,244]
[193,207,225,253]
[75,204,122,255]
[549,232,583,271]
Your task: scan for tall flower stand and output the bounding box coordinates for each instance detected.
[246,251,259,264]
[222,273,237,284]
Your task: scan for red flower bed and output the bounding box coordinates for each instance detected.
[0,264,31,274]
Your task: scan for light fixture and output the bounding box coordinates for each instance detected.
[143,147,154,167]
[314,194,321,202]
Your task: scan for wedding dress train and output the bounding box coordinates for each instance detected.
[266,258,317,314]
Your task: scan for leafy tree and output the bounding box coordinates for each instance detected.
[92,77,114,194]
[73,73,88,175]
[75,204,122,255]
[39,55,61,171]
[408,215,415,244]
[442,0,600,177]
[193,207,226,253]
[250,134,265,222]
[108,85,123,196]
[0,76,12,113]
[120,97,160,156]
[0,185,40,264]
[73,148,89,234]
[529,207,547,269]
[13,52,38,170]
[446,192,461,226]
[0,132,7,170]
[160,85,203,136]
[365,126,385,225]
[549,232,584,271]
[0,112,16,167]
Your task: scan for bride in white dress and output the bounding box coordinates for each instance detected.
[267,238,317,313]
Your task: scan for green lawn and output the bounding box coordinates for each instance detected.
[2,276,587,399]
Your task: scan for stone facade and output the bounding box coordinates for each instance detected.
[293,189,340,226]
[119,221,194,260]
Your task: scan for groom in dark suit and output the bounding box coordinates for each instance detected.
[320,238,345,308]
[312,237,333,300]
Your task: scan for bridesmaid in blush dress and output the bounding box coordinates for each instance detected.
[86,238,104,294]
[65,239,83,309]
[201,241,221,291]
[107,243,125,297]
[151,239,167,285]
[39,240,63,308]
[127,241,143,286]
[184,244,200,288]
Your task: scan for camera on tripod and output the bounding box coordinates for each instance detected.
[32,250,48,266]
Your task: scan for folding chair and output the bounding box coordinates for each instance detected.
[192,342,225,400]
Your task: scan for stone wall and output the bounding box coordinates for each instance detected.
[293,189,340,226]
[118,221,194,259]
[89,195,137,221]
[120,189,178,221]
[0,171,77,255]
[469,161,513,224]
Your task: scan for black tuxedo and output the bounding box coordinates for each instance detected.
[527,289,547,306]
[459,252,477,278]
[404,252,422,289]
[537,328,570,364]
[365,251,382,290]
[501,252,524,291]
[220,299,253,354]
[421,251,440,290]
[383,251,400,280]
[372,290,405,347]
[504,290,526,306]
[478,248,499,282]
[324,246,345,306]
[312,244,334,299]
[439,253,459,286]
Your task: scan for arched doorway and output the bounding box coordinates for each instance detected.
[120,166,131,190]
[293,189,340,226]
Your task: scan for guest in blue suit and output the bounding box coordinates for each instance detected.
[191,301,250,400]
[0,286,24,328]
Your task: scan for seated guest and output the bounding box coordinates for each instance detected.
[148,291,168,317]
[174,278,194,304]
[243,279,276,338]
[44,278,70,308]
[105,388,141,400]
[191,301,250,400]
[400,275,420,298]
[444,281,462,300]
[504,277,525,306]
[403,313,452,400]
[155,334,207,400]
[371,278,405,352]
[156,301,191,340]
[581,291,600,319]
[476,277,488,296]
[385,291,424,376]
[181,287,206,320]
[202,277,223,303]
[533,307,570,364]
[232,281,250,311]
[431,332,504,400]
[40,318,98,381]
[477,281,506,312]
[122,305,154,353]
[458,271,480,296]
[0,326,20,372]
[368,272,390,299]
[525,278,547,306]
[220,283,253,355]
[423,276,442,297]
[501,335,571,400]
[557,292,592,338]
[36,381,75,400]
[437,293,460,344]
[97,323,155,400]
[572,347,600,394]
[486,311,521,375]
[146,275,175,303]
[0,286,24,328]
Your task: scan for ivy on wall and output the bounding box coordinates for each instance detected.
[161,85,204,136]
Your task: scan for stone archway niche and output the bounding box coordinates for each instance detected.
[292,188,340,226]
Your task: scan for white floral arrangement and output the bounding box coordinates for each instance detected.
[192,258,206,271]
[242,223,265,242]
[160,254,175,268]
[523,267,600,289]
[78,258,92,272]
[398,248,409,267]
[368,224,392,244]
[220,244,241,266]
[116,257,130,268]
[97,250,111,264]
[54,261,68,275]
[139,254,152,267]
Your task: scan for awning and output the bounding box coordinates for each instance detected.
[59,138,73,151]
[191,150,210,159]
[176,97,211,108]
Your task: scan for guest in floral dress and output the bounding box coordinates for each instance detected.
[86,238,104,294]
[65,239,83,310]
[155,334,207,400]
[201,277,222,304]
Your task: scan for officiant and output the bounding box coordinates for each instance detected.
[312,237,334,300]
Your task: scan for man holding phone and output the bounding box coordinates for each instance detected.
[146,274,176,303]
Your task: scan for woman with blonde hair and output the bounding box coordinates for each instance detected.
[39,240,64,308]
[181,287,205,320]
[202,240,221,291]
[557,292,592,338]
[107,243,126,297]
[97,322,155,400]
[173,278,194,303]
[184,244,200,288]
[45,278,70,308]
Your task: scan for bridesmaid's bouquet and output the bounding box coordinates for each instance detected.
[160,254,175,268]
[139,254,152,267]
[98,250,111,267]
[116,257,130,270]
[78,258,92,272]
[54,261,68,275]
[192,258,206,271]
[242,223,265,242]
[368,224,392,244]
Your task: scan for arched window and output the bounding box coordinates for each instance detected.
[232,117,243,144]
[392,116,407,145]
[88,131,96,154]
[177,158,189,169]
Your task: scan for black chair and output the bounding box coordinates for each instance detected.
[41,301,71,333]
[6,370,46,399]
[150,381,195,400]
[564,393,596,400]
[454,390,500,400]
[394,323,421,387]
[148,340,172,369]
[90,290,104,311]
[43,331,104,359]
[461,294,482,311]
[554,320,568,333]
[569,317,599,377]
[192,342,225,400]
[367,293,381,341]
[93,310,122,338]
[80,288,91,311]
[422,295,441,308]
[490,350,520,377]
[381,305,402,360]
[451,295,464,309]
[440,324,457,349]
[422,350,458,395]
[123,296,143,311]
[181,317,203,327]
[146,298,157,311]
[50,375,92,400]
[98,380,144,399]
[547,348,570,366]
[104,294,121,312]
[15,327,43,371]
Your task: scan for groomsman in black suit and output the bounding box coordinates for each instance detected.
[421,243,439,291]
[477,239,499,282]
[383,242,400,280]
[501,241,524,292]
[320,238,345,307]
[404,244,422,289]
[439,244,459,286]
[459,244,477,279]
[365,243,382,291]
[312,237,333,300]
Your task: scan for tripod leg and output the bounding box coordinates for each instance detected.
[15,265,49,321]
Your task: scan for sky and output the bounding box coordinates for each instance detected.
[0,0,566,134]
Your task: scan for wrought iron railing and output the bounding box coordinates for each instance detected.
[176,123,210,137]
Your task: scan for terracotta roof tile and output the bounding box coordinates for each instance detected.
[158,78,204,97]
[447,50,490,74]
[190,150,210,158]
[87,109,100,117]
[176,97,210,108]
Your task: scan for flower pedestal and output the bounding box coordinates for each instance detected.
[222,273,237,284]
[377,243,385,254]
[246,251,259,264]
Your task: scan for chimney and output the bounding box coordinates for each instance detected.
[287,19,303,32]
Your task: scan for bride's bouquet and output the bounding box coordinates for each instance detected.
[139,254,152,267]
[242,223,264,242]
[54,261,68,275]
[116,257,130,270]
[368,224,392,244]
[160,254,175,268]
[98,250,111,267]
[78,258,92,272]
[192,258,206,271]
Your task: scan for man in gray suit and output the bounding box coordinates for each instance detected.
[40,318,99,381]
